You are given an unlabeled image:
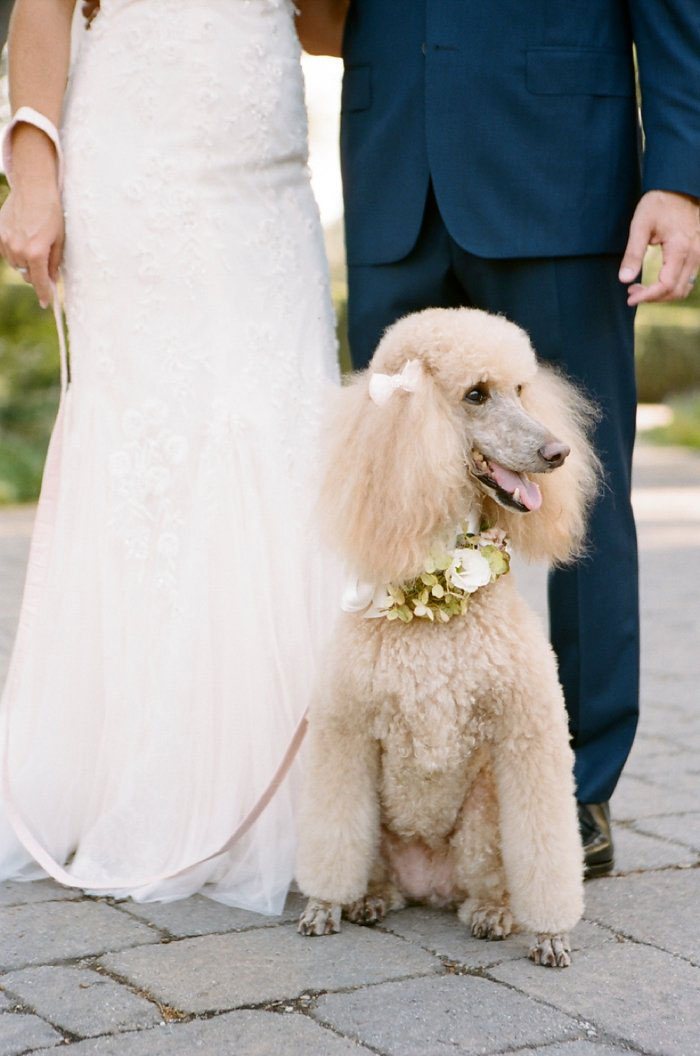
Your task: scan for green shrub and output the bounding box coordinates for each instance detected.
[646,390,700,448]
[635,305,700,403]
[332,281,352,375]
[0,275,61,503]
[0,245,698,506]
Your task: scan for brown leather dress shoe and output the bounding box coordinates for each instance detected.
[578,801,614,879]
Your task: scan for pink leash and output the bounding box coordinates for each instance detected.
[1,284,309,891]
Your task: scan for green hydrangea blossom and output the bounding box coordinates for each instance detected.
[375,521,511,625]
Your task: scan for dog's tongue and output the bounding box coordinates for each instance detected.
[488,461,542,511]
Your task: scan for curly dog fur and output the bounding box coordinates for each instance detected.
[296,308,599,967]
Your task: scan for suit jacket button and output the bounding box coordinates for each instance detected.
[421,42,427,55]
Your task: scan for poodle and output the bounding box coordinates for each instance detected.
[296,307,600,968]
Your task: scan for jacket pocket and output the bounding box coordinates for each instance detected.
[342,65,372,112]
[526,48,635,97]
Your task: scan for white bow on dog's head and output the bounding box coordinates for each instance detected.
[369,359,423,406]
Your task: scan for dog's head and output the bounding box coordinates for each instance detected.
[320,307,600,582]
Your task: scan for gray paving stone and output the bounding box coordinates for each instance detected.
[380,909,610,968]
[644,638,700,680]
[503,1044,641,1056]
[629,730,686,759]
[101,923,439,1013]
[0,442,698,1056]
[0,622,17,681]
[122,891,305,938]
[633,442,700,486]
[611,824,696,872]
[640,675,698,713]
[634,767,700,799]
[675,731,700,752]
[0,879,82,907]
[379,906,523,966]
[633,812,700,852]
[28,1010,372,1055]
[624,746,699,788]
[610,773,698,820]
[0,965,161,1038]
[583,868,700,964]
[632,700,698,741]
[490,941,700,1056]
[0,1012,62,1056]
[0,901,156,971]
[312,974,582,1056]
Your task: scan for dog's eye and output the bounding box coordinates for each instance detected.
[516,384,523,397]
[464,386,488,405]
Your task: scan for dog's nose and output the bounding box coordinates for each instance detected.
[538,441,570,467]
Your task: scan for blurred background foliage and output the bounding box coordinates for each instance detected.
[1,211,698,505]
[0,177,63,502]
[0,30,699,505]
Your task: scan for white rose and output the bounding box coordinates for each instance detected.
[448,549,492,593]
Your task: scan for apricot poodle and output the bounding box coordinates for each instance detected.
[296,307,599,967]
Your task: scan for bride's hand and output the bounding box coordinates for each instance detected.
[0,125,64,309]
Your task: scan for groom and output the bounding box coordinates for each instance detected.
[332,2,700,875]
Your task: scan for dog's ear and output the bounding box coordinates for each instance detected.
[488,365,601,564]
[318,364,467,582]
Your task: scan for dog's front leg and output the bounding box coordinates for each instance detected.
[492,681,584,967]
[296,702,380,937]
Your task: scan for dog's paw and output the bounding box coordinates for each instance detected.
[470,904,513,941]
[345,895,386,927]
[298,898,341,936]
[529,933,571,968]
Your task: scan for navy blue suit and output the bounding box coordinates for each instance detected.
[341,1,700,803]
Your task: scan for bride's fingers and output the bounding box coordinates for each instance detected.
[0,225,31,280]
[0,229,22,274]
[2,248,29,278]
[27,254,52,309]
[48,236,64,284]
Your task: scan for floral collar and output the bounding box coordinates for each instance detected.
[342,516,511,625]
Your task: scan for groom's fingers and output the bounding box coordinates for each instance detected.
[627,238,687,305]
[677,250,700,300]
[619,210,650,284]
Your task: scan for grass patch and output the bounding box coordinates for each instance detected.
[646,390,700,449]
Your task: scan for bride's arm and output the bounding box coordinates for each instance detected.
[0,0,76,307]
[296,0,349,57]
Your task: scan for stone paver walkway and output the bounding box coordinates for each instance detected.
[0,441,699,1056]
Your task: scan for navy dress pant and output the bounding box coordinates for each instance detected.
[347,185,639,804]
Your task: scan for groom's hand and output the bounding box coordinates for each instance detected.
[619,190,700,305]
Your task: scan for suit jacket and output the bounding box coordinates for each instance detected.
[341,0,700,265]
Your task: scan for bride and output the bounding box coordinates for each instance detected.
[0,0,346,913]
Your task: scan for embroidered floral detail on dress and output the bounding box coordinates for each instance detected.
[59,0,338,609]
[107,400,188,601]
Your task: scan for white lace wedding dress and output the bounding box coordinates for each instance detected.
[0,0,340,913]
